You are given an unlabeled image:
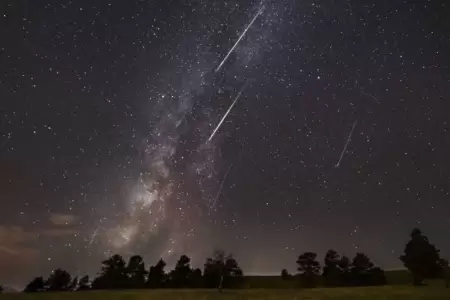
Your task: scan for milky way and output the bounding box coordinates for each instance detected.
[100,0,286,265]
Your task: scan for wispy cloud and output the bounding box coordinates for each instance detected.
[41,228,78,237]
[49,213,77,226]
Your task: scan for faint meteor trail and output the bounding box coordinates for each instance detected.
[335,120,358,168]
[361,91,380,103]
[208,81,248,141]
[210,164,233,209]
[215,7,264,72]
[88,227,100,247]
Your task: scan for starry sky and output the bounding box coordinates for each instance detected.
[1,0,450,288]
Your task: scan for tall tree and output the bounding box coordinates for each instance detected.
[400,228,444,285]
[46,269,72,291]
[69,276,78,291]
[223,254,244,288]
[126,255,147,288]
[350,253,386,286]
[189,268,203,288]
[92,254,128,289]
[24,277,45,292]
[147,259,166,288]
[203,250,243,289]
[350,253,374,286]
[77,275,90,291]
[323,249,343,286]
[168,255,192,288]
[338,255,352,285]
[296,252,321,288]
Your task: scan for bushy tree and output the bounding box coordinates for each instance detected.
[350,253,385,286]
[323,249,343,286]
[203,250,243,289]
[400,228,444,285]
[339,255,352,285]
[92,254,128,289]
[127,255,147,288]
[189,268,203,288]
[223,254,243,288]
[350,253,374,286]
[46,269,72,291]
[0,285,3,293]
[77,275,90,291]
[443,260,450,288]
[68,276,78,291]
[368,267,387,286]
[24,277,45,292]
[281,269,291,280]
[147,259,166,288]
[296,252,321,288]
[168,255,192,288]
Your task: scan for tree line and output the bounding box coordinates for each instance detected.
[6,228,449,293]
[294,228,448,288]
[23,250,243,292]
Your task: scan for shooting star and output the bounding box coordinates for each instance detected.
[361,91,380,103]
[208,81,248,141]
[88,227,100,247]
[335,120,358,168]
[215,6,264,72]
[210,164,233,210]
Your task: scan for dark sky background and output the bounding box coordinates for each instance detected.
[1,0,450,288]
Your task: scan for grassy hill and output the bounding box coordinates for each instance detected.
[0,286,449,300]
[242,269,413,288]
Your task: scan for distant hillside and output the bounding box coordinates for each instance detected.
[2,286,19,293]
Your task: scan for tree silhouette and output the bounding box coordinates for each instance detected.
[190,268,203,288]
[46,269,72,291]
[92,254,128,289]
[0,285,3,293]
[147,259,166,288]
[69,276,78,291]
[350,253,374,286]
[168,255,193,288]
[349,253,385,286]
[77,275,90,291]
[400,228,444,285]
[443,260,450,288]
[281,269,291,280]
[322,249,343,286]
[368,267,387,286]
[24,277,45,293]
[223,254,243,288]
[127,255,147,288]
[296,252,321,288]
[203,250,243,289]
[338,255,352,286]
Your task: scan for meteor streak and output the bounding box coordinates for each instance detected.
[208,81,248,142]
[335,120,358,168]
[88,227,100,247]
[215,7,264,72]
[210,163,233,210]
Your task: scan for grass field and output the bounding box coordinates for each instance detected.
[1,286,450,300]
[242,270,413,288]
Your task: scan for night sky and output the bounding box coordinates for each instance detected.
[1,0,450,288]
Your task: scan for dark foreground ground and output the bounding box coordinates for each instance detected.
[1,286,450,300]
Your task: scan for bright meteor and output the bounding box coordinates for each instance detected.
[335,120,358,168]
[208,81,248,142]
[215,7,264,72]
